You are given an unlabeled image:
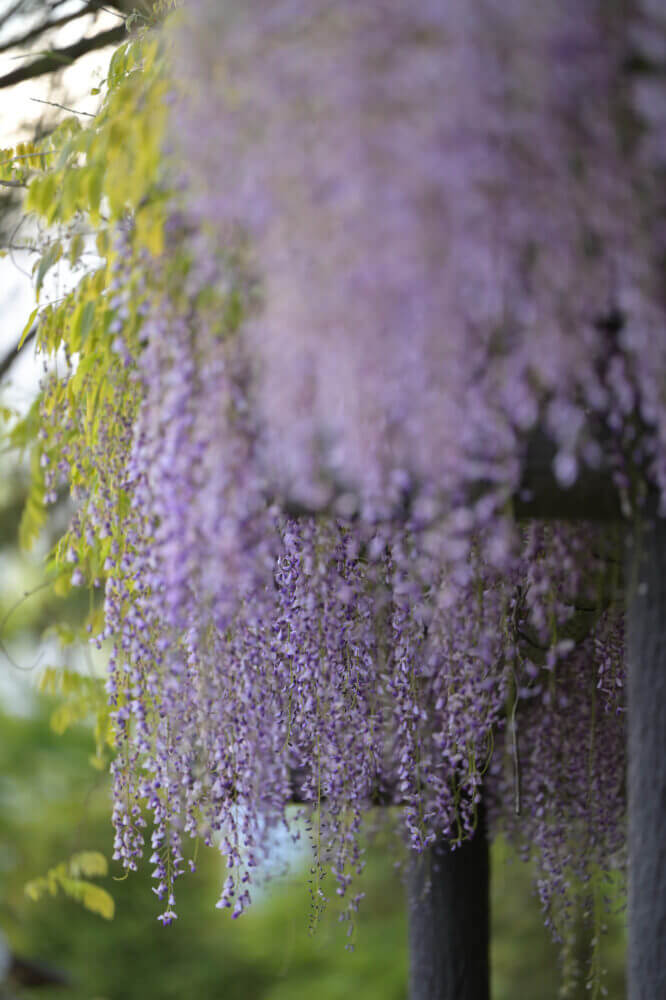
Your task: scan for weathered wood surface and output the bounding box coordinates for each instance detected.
[408,808,490,1000]
[626,517,666,1000]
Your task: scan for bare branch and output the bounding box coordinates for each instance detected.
[30,96,95,117]
[0,325,36,382]
[0,0,28,35]
[0,24,125,91]
[0,1,112,57]
[0,242,38,251]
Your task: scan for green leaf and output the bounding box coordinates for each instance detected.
[69,231,85,266]
[79,882,115,920]
[35,241,62,297]
[19,491,46,552]
[87,164,105,221]
[51,701,87,735]
[69,852,108,879]
[24,878,46,902]
[53,573,71,598]
[86,357,111,437]
[108,43,129,88]
[25,172,54,215]
[55,135,75,171]
[71,300,96,353]
[95,228,110,258]
[9,395,42,450]
[24,856,115,920]
[17,305,39,348]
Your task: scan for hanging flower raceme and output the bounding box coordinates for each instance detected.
[94,238,626,928]
[18,0,655,951]
[117,0,642,933]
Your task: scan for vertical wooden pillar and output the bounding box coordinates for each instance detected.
[626,517,666,1000]
[407,805,490,1000]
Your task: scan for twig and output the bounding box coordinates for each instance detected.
[0,579,57,673]
[509,665,521,816]
[508,588,524,816]
[0,326,37,381]
[0,1,113,58]
[0,242,38,252]
[0,152,54,169]
[515,627,549,652]
[0,179,26,188]
[0,24,126,91]
[30,96,96,117]
[7,213,32,280]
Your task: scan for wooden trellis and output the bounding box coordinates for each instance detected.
[406,442,665,1000]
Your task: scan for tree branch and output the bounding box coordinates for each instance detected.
[0,1,112,58]
[0,326,36,382]
[0,0,28,35]
[0,24,125,91]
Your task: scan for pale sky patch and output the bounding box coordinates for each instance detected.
[0,0,123,410]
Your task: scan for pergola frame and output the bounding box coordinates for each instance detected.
[406,439,663,1000]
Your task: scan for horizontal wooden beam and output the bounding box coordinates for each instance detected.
[514,430,624,521]
[284,430,630,524]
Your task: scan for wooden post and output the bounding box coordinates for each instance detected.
[626,517,666,1000]
[407,805,490,1000]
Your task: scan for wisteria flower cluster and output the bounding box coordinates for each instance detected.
[94,241,628,938]
[173,0,666,517]
[29,0,666,954]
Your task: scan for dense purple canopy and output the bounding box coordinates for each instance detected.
[80,0,665,946]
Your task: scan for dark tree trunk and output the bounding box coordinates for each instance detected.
[407,805,490,1000]
[626,517,666,1000]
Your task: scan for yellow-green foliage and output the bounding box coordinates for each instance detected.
[24,34,169,241]
[39,667,113,769]
[25,852,115,920]
[4,21,172,566]
[0,139,47,189]
[0,20,179,800]
[0,11,194,919]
